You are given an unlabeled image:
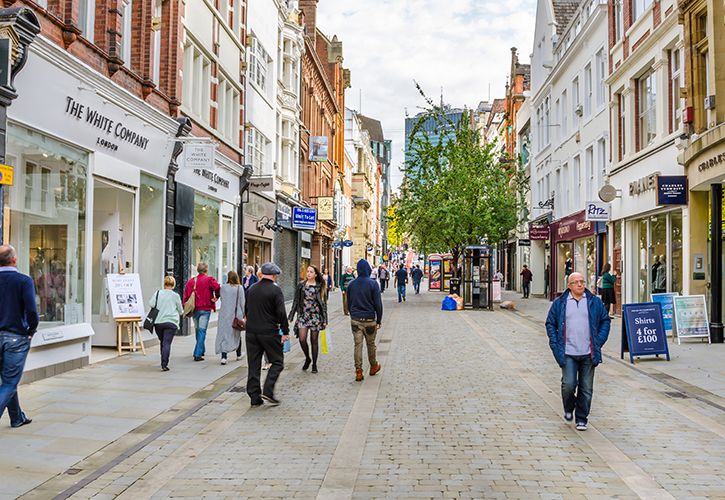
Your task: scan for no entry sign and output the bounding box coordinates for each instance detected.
[621,302,670,364]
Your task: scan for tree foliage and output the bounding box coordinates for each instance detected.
[386,204,404,249]
[397,85,526,258]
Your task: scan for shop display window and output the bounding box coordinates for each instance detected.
[556,242,573,291]
[3,123,87,326]
[139,174,165,304]
[192,194,220,279]
[632,210,683,303]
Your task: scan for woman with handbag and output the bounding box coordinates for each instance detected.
[151,275,183,371]
[216,271,246,365]
[288,265,328,373]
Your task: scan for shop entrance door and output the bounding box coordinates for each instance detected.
[91,178,136,347]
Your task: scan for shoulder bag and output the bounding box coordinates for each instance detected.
[183,277,197,317]
[232,286,246,331]
[143,291,160,332]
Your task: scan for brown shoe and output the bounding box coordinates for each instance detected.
[370,363,381,376]
[355,369,364,382]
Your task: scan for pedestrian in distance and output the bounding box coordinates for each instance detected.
[183,262,221,361]
[0,245,38,429]
[216,271,245,365]
[394,263,408,303]
[151,275,183,371]
[520,264,533,299]
[289,265,328,373]
[378,264,389,293]
[324,268,334,292]
[411,265,424,294]
[600,263,617,318]
[243,265,258,294]
[545,272,611,431]
[244,263,289,407]
[340,266,356,316]
[346,259,383,382]
[544,264,550,297]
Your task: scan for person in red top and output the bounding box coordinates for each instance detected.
[183,262,221,361]
[520,264,533,299]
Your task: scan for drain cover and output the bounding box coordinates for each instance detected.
[65,468,82,475]
[664,391,689,399]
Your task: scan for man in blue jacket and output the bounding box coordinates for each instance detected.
[0,245,39,428]
[346,259,383,382]
[545,272,610,431]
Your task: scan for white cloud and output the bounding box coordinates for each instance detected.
[317,0,537,191]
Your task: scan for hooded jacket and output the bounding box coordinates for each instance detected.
[346,260,383,324]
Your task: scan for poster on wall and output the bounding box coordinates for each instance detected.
[106,273,145,319]
[673,295,711,344]
[429,260,441,290]
[309,136,329,162]
[651,292,678,335]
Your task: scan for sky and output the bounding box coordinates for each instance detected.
[317,0,537,192]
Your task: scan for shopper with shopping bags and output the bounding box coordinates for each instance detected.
[288,265,328,373]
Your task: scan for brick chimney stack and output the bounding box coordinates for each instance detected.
[299,0,318,42]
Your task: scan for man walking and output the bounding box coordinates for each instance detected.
[183,262,221,361]
[340,266,356,316]
[346,259,383,382]
[520,264,533,299]
[244,263,289,406]
[545,272,611,431]
[378,264,389,293]
[0,245,38,429]
[411,265,424,294]
[394,264,408,303]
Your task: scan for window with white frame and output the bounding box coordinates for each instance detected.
[584,64,592,117]
[597,138,607,184]
[554,98,560,143]
[633,0,653,22]
[217,76,240,144]
[669,48,682,133]
[561,90,568,136]
[585,146,594,200]
[595,49,606,108]
[572,158,580,209]
[614,0,623,41]
[78,0,95,43]
[544,97,551,146]
[120,0,133,64]
[246,127,271,174]
[536,107,542,151]
[151,0,162,86]
[182,42,211,124]
[572,77,580,119]
[638,70,657,149]
[249,36,270,92]
[617,91,626,159]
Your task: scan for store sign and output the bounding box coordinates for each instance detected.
[309,136,328,162]
[656,175,688,205]
[0,164,13,185]
[276,201,292,228]
[318,196,334,220]
[182,143,215,171]
[65,96,151,151]
[518,239,531,247]
[673,295,711,341]
[106,273,145,319]
[552,211,594,242]
[301,247,311,259]
[697,152,725,172]
[621,303,670,364]
[292,207,317,230]
[250,176,274,193]
[176,163,238,202]
[529,222,550,240]
[629,172,660,196]
[585,201,611,221]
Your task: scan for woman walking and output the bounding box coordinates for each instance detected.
[289,265,328,373]
[151,276,183,371]
[216,271,245,365]
[243,266,258,294]
[600,263,617,318]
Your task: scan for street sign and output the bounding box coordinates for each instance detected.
[673,295,711,344]
[0,164,13,185]
[517,239,531,246]
[651,292,678,335]
[343,239,353,247]
[292,207,317,230]
[621,302,670,364]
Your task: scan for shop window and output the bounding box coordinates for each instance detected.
[557,242,573,292]
[4,124,88,326]
[192,194,220,280]
[638,70,657,150]
[671,211,683,294]
[139,175,165,309]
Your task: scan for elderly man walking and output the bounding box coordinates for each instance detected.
[0,245,39,428]
[340,266,356,316]
[545,272,611,431]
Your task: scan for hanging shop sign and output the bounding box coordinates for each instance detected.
[182,142,215,171]
[276,201,292,228]
[250,175,275,193]
[106,273,145,319]
[629,172,660,196]
[528,222,550,240]
[292,207,317,230]
[621,302,670,364]
[651,292,678,334]
[656,175,688,205]
[317,196,334,220]
[0,164,13,185]
[551,211,594,243]
[518,239,531,246]
[176,162,237,202]
[585,201,611,221]
[309,136,329,162]
[673,295,711,344]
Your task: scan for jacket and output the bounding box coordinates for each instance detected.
[183,274,221,311]
[346,260,383,324]
[411,268,424,282]
[0,267,39,336]
[245,278,289,335]
[601,272,616,289]
[340,272,356,291]
[288,281,328,328]
[545,288,611,367]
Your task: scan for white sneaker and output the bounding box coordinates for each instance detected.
[236,355,243,361]
[576,421,587,431]
[563,412,573,423]
[221,358,227,365]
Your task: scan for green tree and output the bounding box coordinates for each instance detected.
[397,85,525,261]
[387,204,404,249]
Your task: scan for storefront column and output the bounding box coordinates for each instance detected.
[710,184,723,343]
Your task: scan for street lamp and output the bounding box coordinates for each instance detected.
[238,164,254,272]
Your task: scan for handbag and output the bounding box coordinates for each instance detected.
[143,291,160,332]
[182,277,197,317]
[231,286,246,331]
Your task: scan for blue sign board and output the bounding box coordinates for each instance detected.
[621,302,670,364]
[292,207,317,230]
[343,239,353,247]
[657,175,688,205]
[651,292,677,332]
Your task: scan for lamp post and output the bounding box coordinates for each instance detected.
[238,164,254,273]
[0,7,39,245]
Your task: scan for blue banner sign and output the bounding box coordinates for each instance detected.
[343,239,354,247]
[292,207,317,230]
[657,175,688,205]
[651,292,677,333]
[621,302,670,364]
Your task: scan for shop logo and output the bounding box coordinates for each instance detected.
[697,153,725,172]
[629,172,659,196]
[65,96,150,151]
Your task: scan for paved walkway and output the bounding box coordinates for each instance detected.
[2,285,724,499]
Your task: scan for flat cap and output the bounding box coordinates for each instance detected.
[260,262,281,275]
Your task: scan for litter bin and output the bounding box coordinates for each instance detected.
[449,278,461,296]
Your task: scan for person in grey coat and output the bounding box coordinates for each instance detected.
[216,271,246,365]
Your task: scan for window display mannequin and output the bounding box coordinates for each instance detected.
[564,251,573,282]
[651,255,660,290]
[654,255,666,293]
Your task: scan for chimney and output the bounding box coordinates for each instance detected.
[299,0,318,41]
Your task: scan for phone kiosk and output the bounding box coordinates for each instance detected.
[428,254,443,290]
[463,245,493,310]
[441,253,455,291]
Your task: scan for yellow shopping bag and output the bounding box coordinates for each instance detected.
[320,329,329,355]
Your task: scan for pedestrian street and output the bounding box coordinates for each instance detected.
[7,288,725,500]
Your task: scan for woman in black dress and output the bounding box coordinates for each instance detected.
[289,265,328,373]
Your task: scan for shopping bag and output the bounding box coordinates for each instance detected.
[320,329,329,355]
[282,338,291,353]
[441,296,457,311]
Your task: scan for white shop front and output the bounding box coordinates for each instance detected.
[2,37,180,380]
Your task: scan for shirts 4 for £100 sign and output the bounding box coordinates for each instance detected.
[621,302,670,364]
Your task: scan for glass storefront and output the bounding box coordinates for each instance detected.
[574,236,597,291]
[3,123,87,327]
[632,210,683,303]
[556,242,573,292]
[139,174,165,304]
[192,194,220,279]
[221,216,233,282]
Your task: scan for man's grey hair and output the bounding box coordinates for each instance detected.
[0,245,17,267]
[197,262,209,274]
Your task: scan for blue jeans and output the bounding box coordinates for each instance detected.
[0,332,31,426]
[397,285,406,302]
[561,355,595,424]
[413,280,421,293]
[192,310,211,358]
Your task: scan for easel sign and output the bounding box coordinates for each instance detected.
[621,302,670,364]
[106,273,145,318]
[673,295,711,345]
[651,292,678,336]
